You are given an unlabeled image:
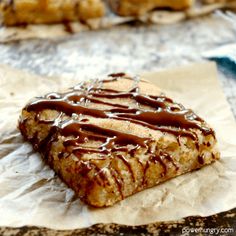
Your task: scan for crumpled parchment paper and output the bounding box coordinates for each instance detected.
[0,62,235,230]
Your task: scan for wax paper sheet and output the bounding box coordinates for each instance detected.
[0,1,236,43]
[0,62,236,230]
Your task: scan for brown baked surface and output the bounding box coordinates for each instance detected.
[0,0,105,26]
[19,73,220,207]
[109,0,194,16]
[203,0,234,3]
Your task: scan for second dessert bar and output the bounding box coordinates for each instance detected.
[0,0,105,26]
[110,0,194,16]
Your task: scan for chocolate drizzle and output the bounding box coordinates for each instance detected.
[61,122,149,155]
[198,154,205,165]
[26,86,213,139]
[19,75,215,197]
[63,21,74,34]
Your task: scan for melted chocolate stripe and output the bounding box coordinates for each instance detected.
[115,110,204,132]
[67,94,129,109]
[61,122,149,151]
[110,168,124,199]
[117,155,135,183]
[27,100,108,118]
[26,76,213,137]
[91,88,120,93]
[149,155,167,176]
[26,98,207,139]
[94,167,109,188]
[20,76,215,189]
[161,152,179,171]
[108,73,126,78]
[108,116,197,140]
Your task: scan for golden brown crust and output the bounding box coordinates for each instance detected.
[0,0,105,26]
[203,0,234,3]
[19,74,220,207]
[109,0,194,16]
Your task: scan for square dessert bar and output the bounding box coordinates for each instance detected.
[0,0,105,26]
[19,73,219,207]
[110,0,194,16]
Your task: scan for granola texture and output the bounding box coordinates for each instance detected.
[0,0,105,26]
[109,0,194,16]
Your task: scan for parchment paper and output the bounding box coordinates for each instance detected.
[0,62,236,230]
[0,1,236,43]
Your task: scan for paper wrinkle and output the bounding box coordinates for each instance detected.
[0,62,236,229]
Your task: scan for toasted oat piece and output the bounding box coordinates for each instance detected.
[109,0,194,16]
[0,0,105,26]
[19,73,219,207]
